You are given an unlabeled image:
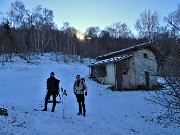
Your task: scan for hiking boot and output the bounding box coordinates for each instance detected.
[77,112,82,115]
[42,108,47,111]
[51,108,55,112]
[83,112,86,116]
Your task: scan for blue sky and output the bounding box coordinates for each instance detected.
[0,0,179,33]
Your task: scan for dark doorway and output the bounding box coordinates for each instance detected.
[145,71,150,88]
[122,70,130,89]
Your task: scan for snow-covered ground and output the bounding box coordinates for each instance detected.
[0,54,179,135]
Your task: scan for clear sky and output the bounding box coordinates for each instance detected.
[0,0,179,33]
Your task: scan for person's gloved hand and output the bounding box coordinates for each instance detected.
[85,92,87,96]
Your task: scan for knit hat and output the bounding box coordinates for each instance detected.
[50,72,55,76]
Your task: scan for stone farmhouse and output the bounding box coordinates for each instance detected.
[88,42,160,90]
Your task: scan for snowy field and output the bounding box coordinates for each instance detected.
[0,54,179,135]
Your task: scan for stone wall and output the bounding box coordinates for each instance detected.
[128,49,158,89]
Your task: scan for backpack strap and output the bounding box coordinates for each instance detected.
[81,79,85,90]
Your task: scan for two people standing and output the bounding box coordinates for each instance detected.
[42,73,88,116]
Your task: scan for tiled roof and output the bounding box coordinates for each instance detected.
[97,42,152,59]
[89,54,133,66]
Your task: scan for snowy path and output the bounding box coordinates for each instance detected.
[0,55,179,135]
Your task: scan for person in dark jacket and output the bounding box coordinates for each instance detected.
[42,72,59,112]
[73,75,87,116]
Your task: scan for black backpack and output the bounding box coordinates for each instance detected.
[55,79,60,93]
[81,78,85,90]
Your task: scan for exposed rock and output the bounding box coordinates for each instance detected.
[0,108,8,116]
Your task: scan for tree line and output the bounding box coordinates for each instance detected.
[0,1,179,66]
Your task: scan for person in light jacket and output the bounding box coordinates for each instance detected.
[73,75,87,116]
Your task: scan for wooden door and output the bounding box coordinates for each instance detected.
[115,62,123,90]
[122,74,130,89]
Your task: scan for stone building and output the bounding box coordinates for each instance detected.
[88,42,160,90]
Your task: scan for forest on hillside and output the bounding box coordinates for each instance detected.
[0,1,179,76]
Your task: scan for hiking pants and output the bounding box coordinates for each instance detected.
[44,91,56,109]
[76,94,86,113]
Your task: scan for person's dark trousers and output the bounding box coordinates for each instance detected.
[44,91,56,111]
[76,94,86,113]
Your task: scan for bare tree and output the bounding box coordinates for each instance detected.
[85,26,100,38]
[147,5,180,125]
[8,0,29,28]
[106,22,132,38]
[0,21,14,65]
[30,5,55,54]
[165,4,180,32]
[135,9,160,41]
[148,43,180,125]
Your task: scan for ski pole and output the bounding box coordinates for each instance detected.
[62,91,65,119]
[62,90,67,119]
